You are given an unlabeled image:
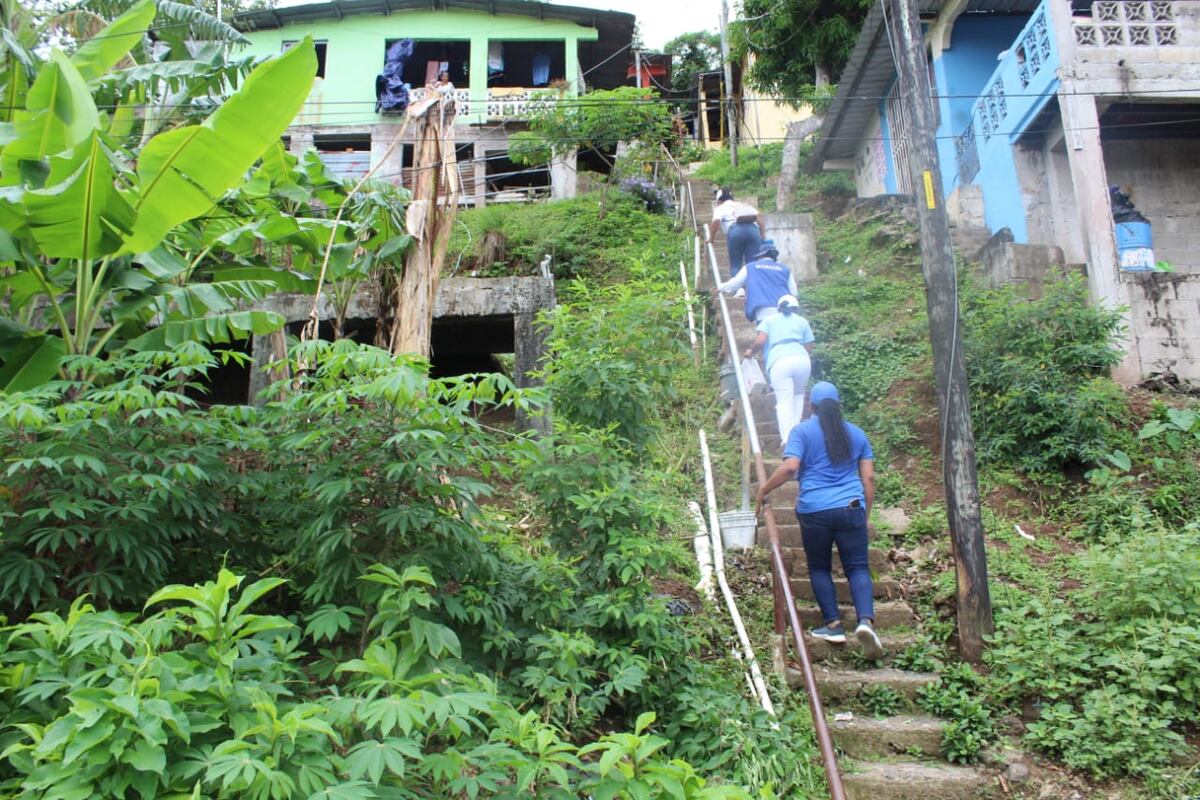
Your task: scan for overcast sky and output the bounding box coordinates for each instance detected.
[273,0,724,50]
[552,0,724,49]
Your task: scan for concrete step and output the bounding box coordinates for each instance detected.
[779,545,890,576]
[790,576,901,603]
[843,760,988,800]
[804,629,921,664]
[797,600,917,631]
[831,715,943,759]
[803,667,938,702]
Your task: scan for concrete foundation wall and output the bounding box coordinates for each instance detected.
[248,277,556,429]
[764,213,818,283]
[1128,273,1200,384]
[1104,137,1200,274]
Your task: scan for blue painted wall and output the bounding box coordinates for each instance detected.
[932,14,1030,189]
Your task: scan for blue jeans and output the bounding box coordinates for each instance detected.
[798,505,874,626]
[726,222,761,278]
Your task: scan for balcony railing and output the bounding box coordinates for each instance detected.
[968,1,1058,145]
[955,120,980,184]
[408,87,473,117]
[1074,0,1180,47]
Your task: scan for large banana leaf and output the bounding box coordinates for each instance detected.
[0,333,66,392]
[70,0,155,83]
[128,310,285,351]
[122,40,317,255]
[2,51,98,177]
[23,131,135,259]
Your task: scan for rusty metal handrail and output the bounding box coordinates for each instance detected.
[702,229,848,800]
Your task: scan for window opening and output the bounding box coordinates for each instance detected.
[486,41,565,88]
[283,39,327,78]
[383,39,470,88]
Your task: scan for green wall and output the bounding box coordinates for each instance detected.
[241,9,596,127]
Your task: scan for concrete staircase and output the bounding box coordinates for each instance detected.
[692,173,991,798]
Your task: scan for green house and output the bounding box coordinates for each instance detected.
[234,0,634,204]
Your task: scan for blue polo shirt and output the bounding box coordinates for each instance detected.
[757,313,814,371]
[783,417,874,514]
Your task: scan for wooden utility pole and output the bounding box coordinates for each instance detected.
[718,0,738,167]
[884,0,993,660]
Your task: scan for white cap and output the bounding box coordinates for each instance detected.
[778,294,800,309]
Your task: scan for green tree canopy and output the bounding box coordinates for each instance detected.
[663,30,720,92]
[733,0,871,102]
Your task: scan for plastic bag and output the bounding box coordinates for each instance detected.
[741,357,767,395]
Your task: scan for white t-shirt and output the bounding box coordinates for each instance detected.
[711,200,759,234]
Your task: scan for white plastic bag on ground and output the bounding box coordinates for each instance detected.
[741,357,767,395]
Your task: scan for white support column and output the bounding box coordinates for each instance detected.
[1047,0,1141,383]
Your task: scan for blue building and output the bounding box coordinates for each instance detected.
[814,0,1200,385]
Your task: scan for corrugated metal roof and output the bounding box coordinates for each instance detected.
[233,0,634,32]
[811,0,1042,166]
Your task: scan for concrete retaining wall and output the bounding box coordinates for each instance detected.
[764,213,818,283]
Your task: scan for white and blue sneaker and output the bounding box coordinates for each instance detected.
[810,624,847,644]
[855,620,885,661]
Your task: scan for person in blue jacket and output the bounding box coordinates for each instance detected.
[755,381,884,660]
[717,240,798,322]
[743,295,813,442]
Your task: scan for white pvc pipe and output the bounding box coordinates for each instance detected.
[699,429,776,717]
[688,501,717,603]
[706,232,763,457]
[680,260,700,364]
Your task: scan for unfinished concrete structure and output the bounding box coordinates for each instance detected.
[247,277,555,429]
[813,0,1200,385]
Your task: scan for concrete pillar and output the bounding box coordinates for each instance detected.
[371,123,406,187]
[514,312,550,434]
[468,36,488,126]
[248,329,288,406]
[764,213,818,283]
[473,140,487,207]
[288,129,314,157]
[550,149,577,199]
[1047,0,1140,383]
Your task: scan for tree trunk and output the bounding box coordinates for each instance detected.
[380,97,461,357]
[775,115,824,211]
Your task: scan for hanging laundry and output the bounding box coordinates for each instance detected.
[531,53,551,86]
[376,38,413,114]
[488,42,504,77]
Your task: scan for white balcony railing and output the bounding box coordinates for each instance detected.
[407,87,472,117]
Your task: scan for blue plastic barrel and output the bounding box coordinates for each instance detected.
[1116,221,1154,271]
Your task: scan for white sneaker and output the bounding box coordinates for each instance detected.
[855,621,885,661]
[734,288,746,297]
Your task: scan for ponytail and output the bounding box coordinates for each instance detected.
[815,399,852,463]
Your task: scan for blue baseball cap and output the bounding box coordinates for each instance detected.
[753,240,778,260]
[810,381,840,406]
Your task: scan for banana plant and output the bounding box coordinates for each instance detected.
[0,0,317,390]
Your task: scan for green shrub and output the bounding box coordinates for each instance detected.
[962,275,1127,472]
[917,664,995,764]
[985,523,1200,779]
[539,273,692,452]
[447,192,681,280]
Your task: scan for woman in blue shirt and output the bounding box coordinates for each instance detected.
[756,381,883,660]
[743,295,813,443]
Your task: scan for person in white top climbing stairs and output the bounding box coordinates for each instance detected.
[707,188,765,278]
[743,294,814,444]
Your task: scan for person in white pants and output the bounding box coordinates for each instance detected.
[744,295,815,445]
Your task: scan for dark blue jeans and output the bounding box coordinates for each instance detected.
[798,505,874,626]
[726,221,761,278]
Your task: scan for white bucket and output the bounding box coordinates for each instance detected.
[719,510,758,550]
